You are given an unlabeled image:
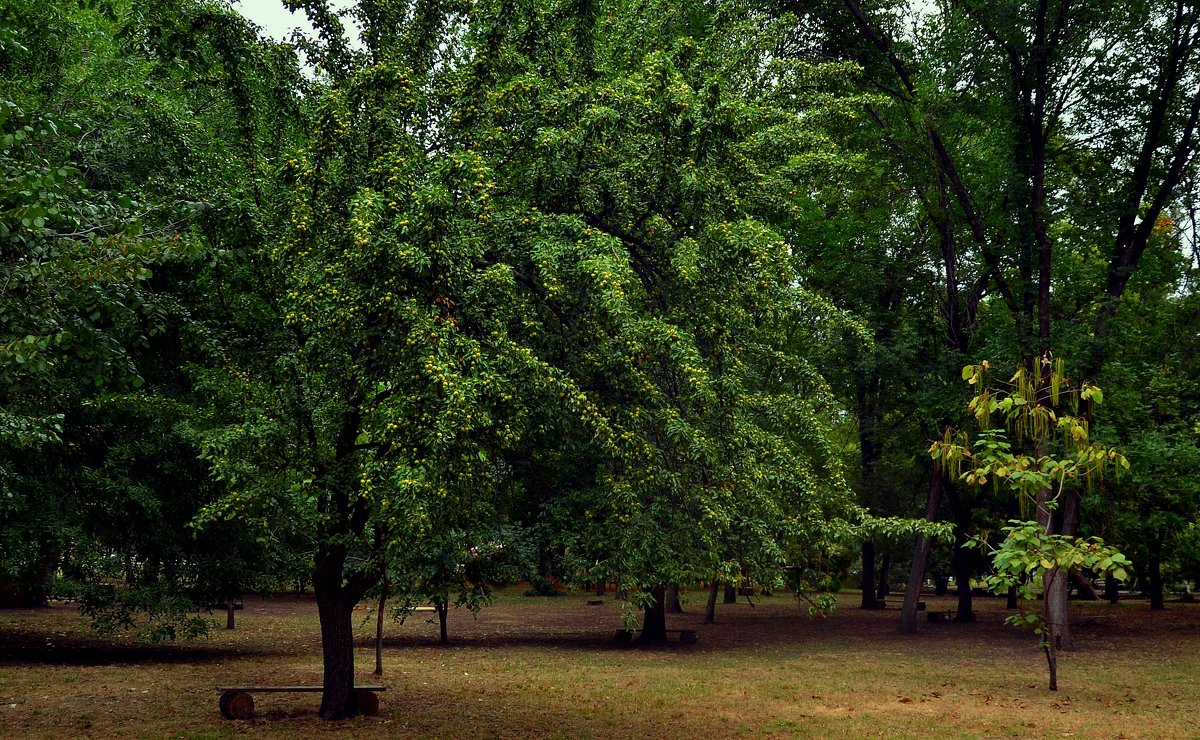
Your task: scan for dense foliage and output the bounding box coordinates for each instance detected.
[1,0,1196,718]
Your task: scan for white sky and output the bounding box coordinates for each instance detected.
[231,0,355,42]
[231,0,312,40]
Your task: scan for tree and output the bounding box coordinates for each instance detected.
[933,358,1131,681]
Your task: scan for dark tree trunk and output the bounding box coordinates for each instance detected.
[704,580,719,625]
[953,549,973,622]
[901,471,943,633]
[723,583,737,604]
[1105,572,1120,604]
[596,579,605,597]
[641,586,668,642]
[948,481,974,622]
[1149,546,1165,610]
[226,601,236,630]
[934,575,949,596]
[876,553,891,600]
[316,592,358,720]
[436,600,449,644]
[861,541,880,609]
[666,584,683,613]
[1007,584,1019,609]
[1069,571,1099,601]
[374,575,389,676]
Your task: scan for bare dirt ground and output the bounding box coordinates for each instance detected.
[1,588,1197,738]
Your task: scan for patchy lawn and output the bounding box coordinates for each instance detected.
[1,588,1197,738]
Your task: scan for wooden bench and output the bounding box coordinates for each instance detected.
[216,685,386,719]
[613,628,698,644]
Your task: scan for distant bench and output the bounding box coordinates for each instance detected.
[217,685,385,719]
[613,628,698,644]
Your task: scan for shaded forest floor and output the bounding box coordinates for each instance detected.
[2,588,1198,738]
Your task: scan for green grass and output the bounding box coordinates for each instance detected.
[2,589,1198,737]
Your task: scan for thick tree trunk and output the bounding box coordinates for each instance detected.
[666,583,683,613]
[704,580,719,625]
[316,593,358,720]
[723,583,737,604]
[596,579,605,597]
[861,541,880,609]
[876,553,891,600]
[901,472,942,633]
[641,586,668,642]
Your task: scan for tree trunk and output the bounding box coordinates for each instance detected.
[876,553,891,600]
[723,583,737,604]
[947,481,974,622]
[861,541,880,609]
[1105,572,1120,604]
[666,583,683,613]
[596,579,605,597]
[1149,546,1165,610]
[316,592,358,720]
[704,580,719,625]
[901,471,943,633]
[1007,584,1019,609]
[436,600,449,644]
[226,601,236,630]
[1069,571,1099,601]
[641,586,668,642]
[374,576,389,676]
[1045,490,1076,650]
[934,575,949,596]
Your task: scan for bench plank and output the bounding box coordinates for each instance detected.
[217,685,386,693]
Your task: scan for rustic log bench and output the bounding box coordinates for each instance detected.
[613,628,698,644]
[216,685,386,719]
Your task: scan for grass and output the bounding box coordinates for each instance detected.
[2,588,1198,738]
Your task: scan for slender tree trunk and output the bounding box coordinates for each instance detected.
[876,553,891,600]
[1046,491,1077,650]
[901,472,943,633]
[666,583,683,613]
[641,586,668,642]
[947,481,974,622]
[704,580,719,625]
[436,600,449,644]
[1105,572,1120,604]
[861,541,880,609]
[374,576,389,676]
[226,601,236,630]
[1007,584,1019,609]
[1149,544,1165,610]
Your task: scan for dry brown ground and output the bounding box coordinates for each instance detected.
[1,588,1197,738]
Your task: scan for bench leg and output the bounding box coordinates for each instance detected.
[219,690,255,720]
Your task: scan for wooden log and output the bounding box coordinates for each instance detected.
[355,689,380,716]
[219,691,254,720]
